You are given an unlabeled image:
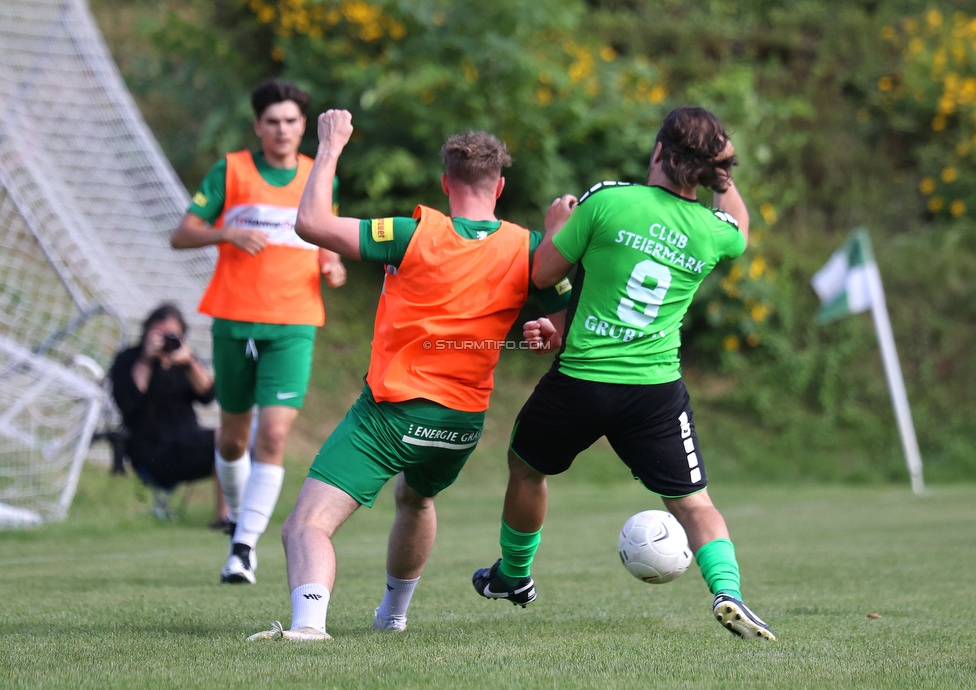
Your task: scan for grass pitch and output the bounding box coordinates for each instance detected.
[2,461,975,689]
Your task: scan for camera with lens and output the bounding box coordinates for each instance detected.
[162,333,182,352]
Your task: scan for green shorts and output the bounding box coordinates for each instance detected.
[309,386,485,507]
[211,324,316,413]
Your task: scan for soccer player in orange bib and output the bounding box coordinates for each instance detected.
[171,79,346,585]
[247,109,572,641]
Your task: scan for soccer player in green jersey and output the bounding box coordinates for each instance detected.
[473,106,776,640]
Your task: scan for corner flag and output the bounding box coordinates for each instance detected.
[811,228,876,324]
[811,228,925,495]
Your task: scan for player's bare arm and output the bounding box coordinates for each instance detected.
[711,138,750,243]
[295,109,362,260]
[170,211,268,256]
[532,195,577,289]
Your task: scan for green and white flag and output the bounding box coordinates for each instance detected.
[811,227,926,495]
[811,228,878,324]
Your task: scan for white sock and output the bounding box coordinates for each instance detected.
[375,574,420,623]
[291,583,330,633]
[215,450,251,523]
[233,462,284,549]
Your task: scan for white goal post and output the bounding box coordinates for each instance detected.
[0,0,215,526]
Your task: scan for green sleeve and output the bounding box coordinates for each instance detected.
[358,217,419,266]
[187,158,228,224]
[707,208,747,260]
[528,230,572,314]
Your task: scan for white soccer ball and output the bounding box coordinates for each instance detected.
[618,510,692,584]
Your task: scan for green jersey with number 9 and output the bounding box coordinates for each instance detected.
[551,181,746,385]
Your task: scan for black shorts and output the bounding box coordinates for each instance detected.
[510,369,707,498]
[128,428,216,489]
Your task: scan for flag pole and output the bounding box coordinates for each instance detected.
[864,255,926,495]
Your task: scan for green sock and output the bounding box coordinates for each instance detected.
[498,519,542,583]
[695,538,741,599]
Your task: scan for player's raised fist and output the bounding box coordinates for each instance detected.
[544,194,578,234]
[317,110,353,151]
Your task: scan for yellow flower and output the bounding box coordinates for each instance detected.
[961,78,976,103]
[950,199,967,216]
[941,167,958,183]
[932,115,947,131]
[880,25,896,41]
[649,85,667,104]
[928,196,945,212]
[568,54,594,84]
[927,9,943,28]
[878,75,893,92]
[759,203,778,225]
[908,37,924,54]
[951,41,966,65]
[728,264,743,281]
[723,335,740,352]
[749,256,767,280]
[750,304,769,323]
[537,87,552,105]
[746,334,760,347]
[599,46,616,62]
[918,177,936,194]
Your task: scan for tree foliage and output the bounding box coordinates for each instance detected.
[90,0,976,480]
[237,0,669,225]
[877,8,976,221]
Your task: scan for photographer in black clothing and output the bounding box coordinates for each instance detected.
[109,303,228,524]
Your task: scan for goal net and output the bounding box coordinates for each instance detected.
[0,0,214,526]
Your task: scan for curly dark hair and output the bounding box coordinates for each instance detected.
[440,131,513,193]
[653,106,736,193]
[251,78,311,119]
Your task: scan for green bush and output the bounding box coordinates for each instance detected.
[90,0,976,483]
